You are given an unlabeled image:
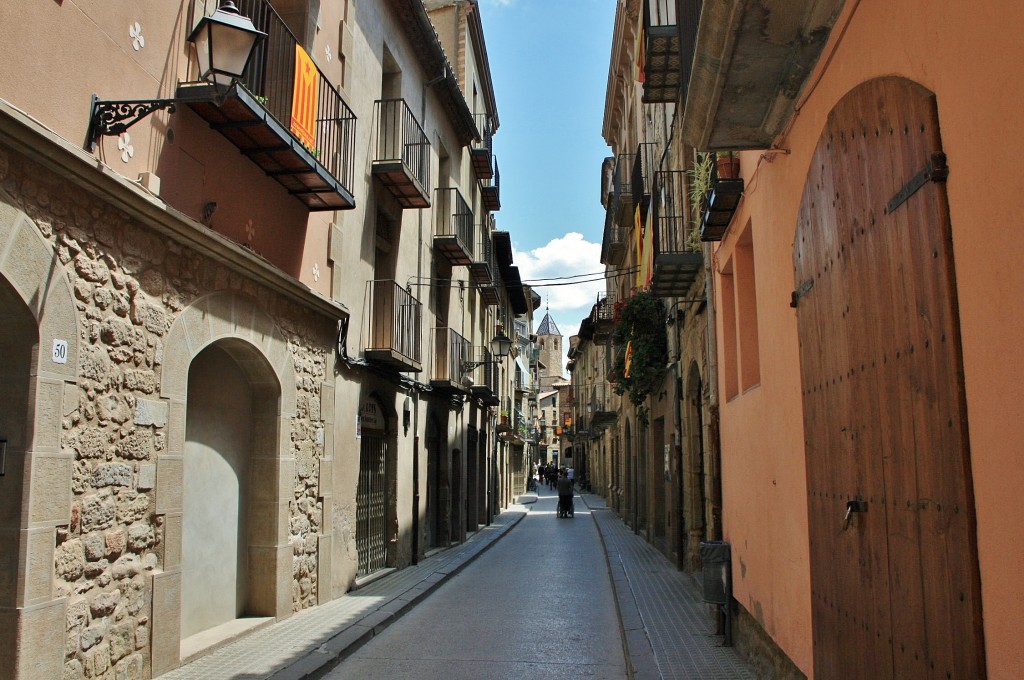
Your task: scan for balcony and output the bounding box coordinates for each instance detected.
[178,0,356,211]
[701,159,744,241]
[650,170,704,297]
[430,327,469,391]
[434,187,474,266]
[372,99,431,208]
[591,293,617,340]
[468,347,500,405]
[631,142,659,223]
[470,114,494,180]
[470,221,500,306]
[642,0,701,104]
[480,159,500,212]
[681,0,845,149]
[589,383,619,427]
[514,366,528,394]
[601,189,627,266]
[363,280,422,372]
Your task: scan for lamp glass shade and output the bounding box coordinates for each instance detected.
[188,2,266,87]
[490,331,513,359]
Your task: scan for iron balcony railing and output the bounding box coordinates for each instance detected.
[653,170,700,255]
[434,187,475,258]
[642,0,702,104]
[432,327,469,385]
[470,217,496,279]
[601,199,627,265]
[373,99,430,199]
[481,158,500,211]
[468,346,498,396]
[589,383,619,424]
[234,0,356,194]
[614,152,636,225]
[592,292,617,324]
[364,280,422,366]
[471,113,494,180]
[632,142,659,219]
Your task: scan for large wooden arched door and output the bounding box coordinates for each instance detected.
[794,77,985,679]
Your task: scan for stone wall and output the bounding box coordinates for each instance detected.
[0,143,334,678]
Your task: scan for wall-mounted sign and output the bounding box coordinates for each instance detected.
[359,400,386,433]
[52,339,68,364]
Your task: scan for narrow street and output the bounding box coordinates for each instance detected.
[325,487,627,679]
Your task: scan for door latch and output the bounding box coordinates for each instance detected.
[843,499,868,530]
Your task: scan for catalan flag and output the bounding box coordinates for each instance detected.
[291,45,319,150]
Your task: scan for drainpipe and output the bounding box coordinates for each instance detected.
[411,71,447,563]
[702,241,720,539]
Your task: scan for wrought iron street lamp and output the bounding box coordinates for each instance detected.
[86,1,265,149]
[462,330,514,373]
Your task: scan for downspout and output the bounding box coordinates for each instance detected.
[702,241,721,541]
[411,70,448,563]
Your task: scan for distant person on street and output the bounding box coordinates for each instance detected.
[556,470,574,517]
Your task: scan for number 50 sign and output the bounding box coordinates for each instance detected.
[52,339,68,364]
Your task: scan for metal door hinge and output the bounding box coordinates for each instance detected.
[886,152,949,214]
[791,278,814,308]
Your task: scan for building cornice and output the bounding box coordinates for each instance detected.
[391,0,479,145]
[0,98,349,323]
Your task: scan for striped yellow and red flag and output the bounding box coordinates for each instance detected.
[291,45,319,150]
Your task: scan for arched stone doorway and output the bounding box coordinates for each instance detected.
[0,275,42,677]
[0,198,80,680]
[682,361,706,570]
[154,292,295,674]
[181,340,282,641]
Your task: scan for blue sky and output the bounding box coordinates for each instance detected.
[478,0,615,359]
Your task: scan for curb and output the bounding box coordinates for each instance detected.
[582,495,661,680]
[267,510,528,680]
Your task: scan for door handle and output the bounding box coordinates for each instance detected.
[843,499,868,530]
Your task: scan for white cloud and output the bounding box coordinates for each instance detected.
[513,231,605,345]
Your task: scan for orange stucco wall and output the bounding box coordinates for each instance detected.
[714,1,1024,676]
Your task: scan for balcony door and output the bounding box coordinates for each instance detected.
[794,77,985,679]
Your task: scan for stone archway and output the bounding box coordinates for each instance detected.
[0,197,80,680]
[153,291,295,675]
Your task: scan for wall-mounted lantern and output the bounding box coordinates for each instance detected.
[85,2,265,149]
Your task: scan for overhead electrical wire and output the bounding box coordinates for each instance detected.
[405,266,638,290]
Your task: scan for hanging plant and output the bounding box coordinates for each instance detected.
[608,290,667,420]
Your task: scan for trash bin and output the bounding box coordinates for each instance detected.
[699,541,731,605]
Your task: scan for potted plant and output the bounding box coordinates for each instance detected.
[716,150,740,179]
[687,151,714,249]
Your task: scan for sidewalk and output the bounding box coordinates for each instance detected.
[159,507,528,680]
[582,493,757,680]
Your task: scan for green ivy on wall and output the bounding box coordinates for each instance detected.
[608,290,667,425]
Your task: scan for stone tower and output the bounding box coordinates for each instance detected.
[536,306,565,391]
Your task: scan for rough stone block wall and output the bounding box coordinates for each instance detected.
[0,144,333,678]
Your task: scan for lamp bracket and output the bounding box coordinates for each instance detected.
[462,359,497,373]
[87,94,180,149]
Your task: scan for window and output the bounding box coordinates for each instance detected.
[719,219,760,400]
